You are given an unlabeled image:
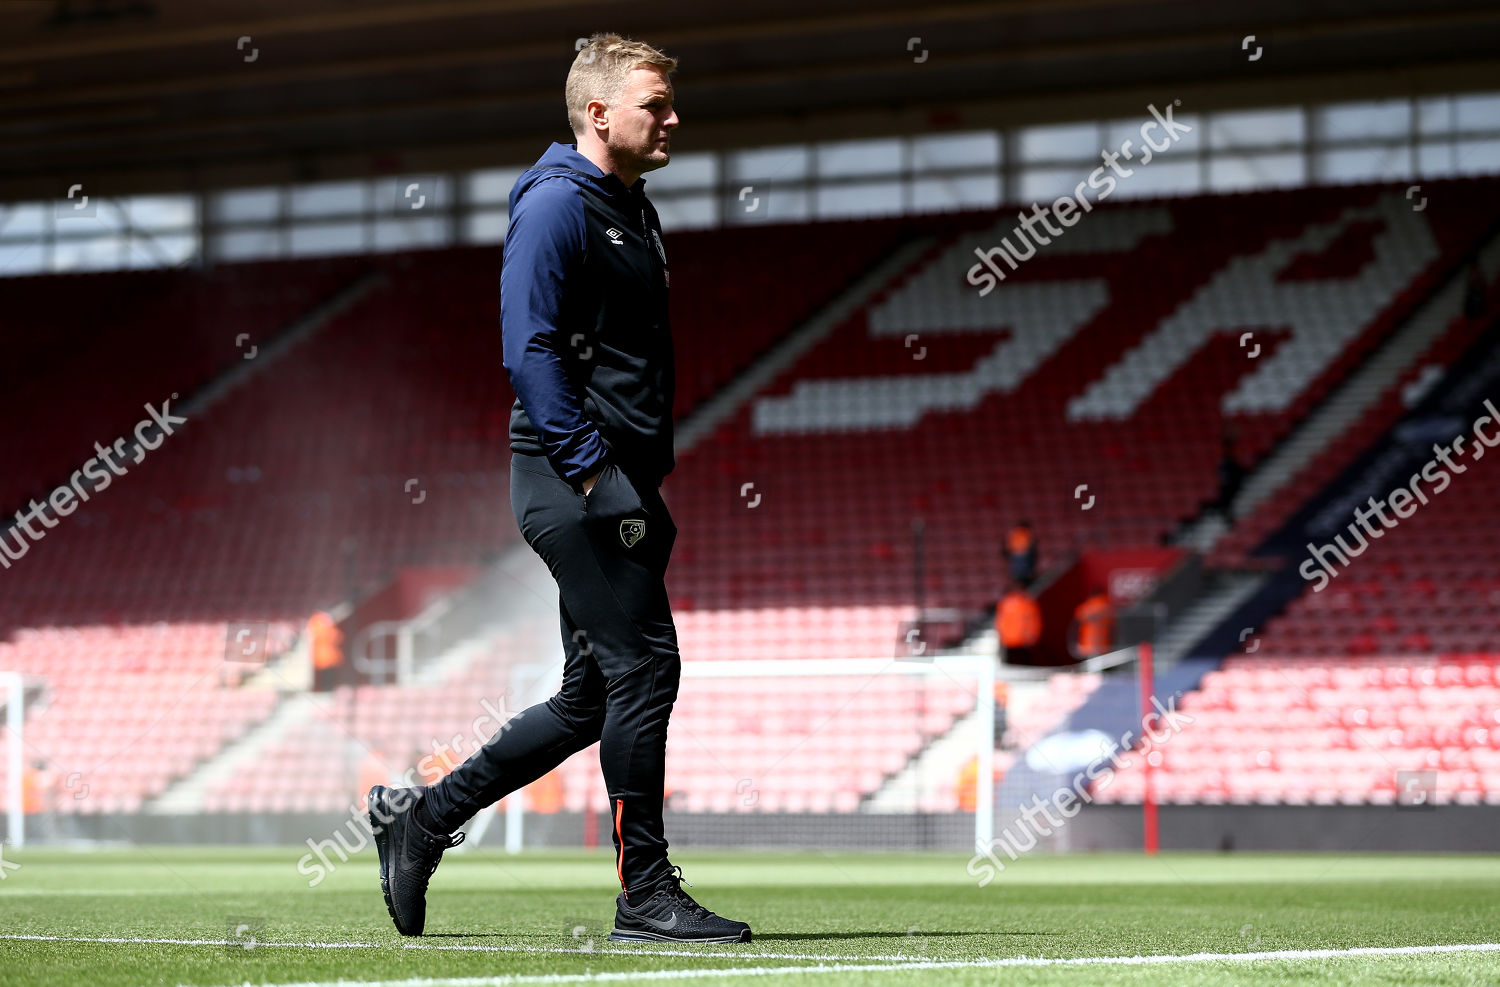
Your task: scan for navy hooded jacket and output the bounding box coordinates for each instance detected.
[501,142,675,486]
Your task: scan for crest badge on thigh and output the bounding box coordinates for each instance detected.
[619,519,646,548]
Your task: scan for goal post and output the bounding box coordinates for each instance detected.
[492,654,997,853]
[2,671,23,850]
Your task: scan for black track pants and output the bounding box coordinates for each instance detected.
[422,452,679,895]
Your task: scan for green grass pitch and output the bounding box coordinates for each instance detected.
[1,846,1497,985]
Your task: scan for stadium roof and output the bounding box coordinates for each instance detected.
[0,0,1497,201]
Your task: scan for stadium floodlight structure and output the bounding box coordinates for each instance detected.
[2,671,23,849]
[464,653,997,854]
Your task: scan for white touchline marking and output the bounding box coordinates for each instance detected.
[0,934,927,964]
[177,942,1500,987]
[5,934,1500,986]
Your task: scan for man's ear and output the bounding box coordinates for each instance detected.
[587,98,610,134]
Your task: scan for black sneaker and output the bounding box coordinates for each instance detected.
[367,785,465,936]
[608,866,751,943]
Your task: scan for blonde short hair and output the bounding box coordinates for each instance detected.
[566,33,677,137]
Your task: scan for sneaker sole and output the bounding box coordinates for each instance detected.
[367,786,416,937]
[608,928,752,944]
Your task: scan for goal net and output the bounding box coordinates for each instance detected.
[472,654,996,854]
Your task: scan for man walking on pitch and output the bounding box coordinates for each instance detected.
[368,33,751,944]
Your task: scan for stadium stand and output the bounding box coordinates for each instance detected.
[1094,655,1500,805]
[0,258,365,516]
[1212,272,1500,576]
[0,217,914,632]
[3,178,1497,819]
[666,180,1500,624]
[0,217,922,815]
[1251,448,1500,660]
[0,623,289,814]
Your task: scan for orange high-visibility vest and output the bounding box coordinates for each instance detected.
[957,756,979,812]
[1074,593,1115,657]
[996,592,1042,649]
[308,612,344,670]
[21,767,46,814]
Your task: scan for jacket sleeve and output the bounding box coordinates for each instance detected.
[500,177,611,481]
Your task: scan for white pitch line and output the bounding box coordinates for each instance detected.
[6,934,1500,986]
[0,933,929,964]
[172,942,1500,987]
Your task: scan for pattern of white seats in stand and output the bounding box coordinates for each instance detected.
[748,207,1175,436]
[1069,193,1439,420]
[754,280,1110,433]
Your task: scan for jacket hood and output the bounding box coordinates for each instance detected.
[508,142,644,213]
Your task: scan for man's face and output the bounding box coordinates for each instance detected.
[602,66,678,176]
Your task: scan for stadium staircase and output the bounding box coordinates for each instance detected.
[1148,570,1267,667]
[149,692,324,815]
[868,668,1101,813]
